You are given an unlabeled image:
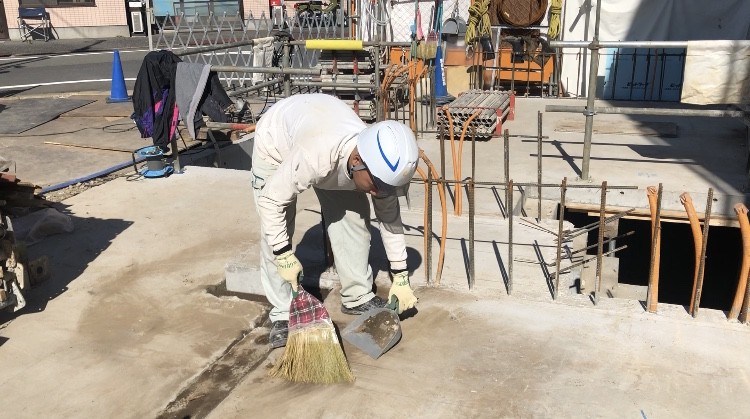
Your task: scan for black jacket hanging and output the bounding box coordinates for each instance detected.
[132,50,182,150]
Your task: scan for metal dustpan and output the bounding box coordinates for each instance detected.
[342,299,402,359]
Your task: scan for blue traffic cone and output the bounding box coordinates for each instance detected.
[434,45,455,105]
[107,49,131,103]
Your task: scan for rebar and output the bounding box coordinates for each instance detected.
[560,245,628,274]
[508,179,514,295]
[692,188,713,317]
[537,111,543,220]
[426,169,433,285]
[504,129,510,186]
[563,208,636,240]
[647,184,664,313]
[469,178,475,289]
[594,181,607,305]
[553,177,567,300]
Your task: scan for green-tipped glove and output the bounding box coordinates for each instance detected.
[388,271,417,314]
[275,250,302,292]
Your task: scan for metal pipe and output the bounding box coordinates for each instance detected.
[580,0,602,181]
[471,127,476,181]
[560,245,628,274]
[566,230,635,258]
[550,40,690,49]
[504,129,510,187]
[227,78,283,97]
[426,170,433,285]
[508,179,514,295]
[211,66,320,75]
[205,122,256,131]
[545,105,746,118]
[440,123,446,183]
[563,208,635,239]
[174,40,256,56]
[282,42,291,97]
[293,81,376,89]
[692,188,713,317]
[408,178,637,189]
[469,178,475,289]
[594,181,607,304]
[537,111,543,220]
[554,177,567,300]
[374,42,382,121]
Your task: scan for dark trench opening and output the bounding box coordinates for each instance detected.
[563,209,740,312]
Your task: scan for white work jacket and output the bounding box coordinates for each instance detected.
[254,94,408,268]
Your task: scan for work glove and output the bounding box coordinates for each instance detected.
[388,271,418,314]
[275,250,302,293]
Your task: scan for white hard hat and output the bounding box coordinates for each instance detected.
[357,120,418,190]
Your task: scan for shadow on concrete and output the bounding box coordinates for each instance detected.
[0,204,133,326]
[492,240,510,294]
[296,219,422,299]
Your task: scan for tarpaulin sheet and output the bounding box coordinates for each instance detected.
[560,0,750,99]
[681,40,750,105]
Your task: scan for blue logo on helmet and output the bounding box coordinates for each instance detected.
[377,131,399,172]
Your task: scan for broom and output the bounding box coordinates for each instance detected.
[269,279,354,384]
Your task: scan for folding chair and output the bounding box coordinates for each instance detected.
[17,7,49,42]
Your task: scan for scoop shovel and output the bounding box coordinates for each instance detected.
[341,297,402,359]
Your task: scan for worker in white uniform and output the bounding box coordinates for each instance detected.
[251,93,420,349]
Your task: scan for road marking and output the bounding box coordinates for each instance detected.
[0,78,137,90]
[0,49,150,62]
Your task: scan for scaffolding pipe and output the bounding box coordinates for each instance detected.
[550,40,689,49]
[580,0,602,180]
[174,40,256,56]
[210,66,320,75]
[545,105,746,118]
[227,78,283,97]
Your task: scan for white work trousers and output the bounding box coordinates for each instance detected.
[252,158,376,322]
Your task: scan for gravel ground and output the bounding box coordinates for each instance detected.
[41,173,127,203]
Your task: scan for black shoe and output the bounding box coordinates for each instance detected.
[269,320,288,349]
[341,296,387,315]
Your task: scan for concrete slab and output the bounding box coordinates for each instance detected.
[210,287,750,419]
[1,94,749,417]
[0,98,94,134]
[62,99,134,118]
[0,107,205,187]
[0,166,268,418]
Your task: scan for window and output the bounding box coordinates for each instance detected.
[19,0,95,7]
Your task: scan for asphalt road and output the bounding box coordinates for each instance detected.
[0,49,149,96]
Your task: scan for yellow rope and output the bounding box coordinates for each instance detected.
[547,0,563,40]
[465,0,491,45]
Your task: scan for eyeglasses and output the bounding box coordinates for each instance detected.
[349,163,397,196]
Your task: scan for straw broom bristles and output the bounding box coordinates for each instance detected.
[269,322,354,384]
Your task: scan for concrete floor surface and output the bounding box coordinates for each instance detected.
[210,287,750,419]
[0,95,749,417]
[0,167,266,417]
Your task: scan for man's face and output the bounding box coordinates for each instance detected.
[351,165,379,196]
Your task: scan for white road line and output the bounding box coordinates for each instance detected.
[0,78,137,90]
[0,49,150,62]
